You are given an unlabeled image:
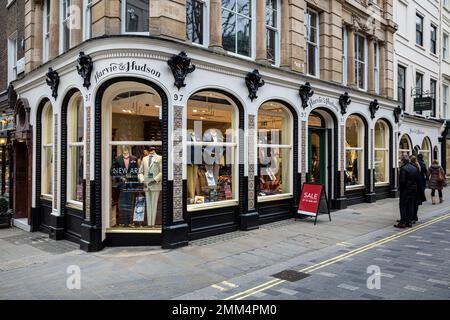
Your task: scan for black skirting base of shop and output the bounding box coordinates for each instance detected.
[240,209,259,231]
[80,223,103,252]
[49,214,65,241]
[334,197,348,210]
[162,223,189,249]
[104,232,162,247]
[30,207,41,232]
[365,192,377,203]
[390,188,400,198]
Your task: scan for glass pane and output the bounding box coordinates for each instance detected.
[345,149,363,186]
[222,0,236,11]
[346,116,363,148]
[112,91,161,142]
[126,0,149,33]
[266,0,276,27]
[308,43,316,76]
[375,150,388,183]
[237,0,251,16]
[110,144,162,228]
[44,146,53,195]
[222,9,236,52]
[358,62,365,88]
[258,102,291,145]
[310,132,322,183]
[258,147,290,196]
[45,107,53,144]
[308,114,323,127]
[237,16,251,56]
[266,28,276,63]
[375,121,387,148]
[186,0,204,44]
[70,146,84,202]
[446,139,450,175]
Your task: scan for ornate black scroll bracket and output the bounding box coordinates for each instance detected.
[339,92,352,115]
[299,82,314,109]
[46,68,60,100]
[369,99,379,119]
[167,51,196,90]
[76,52,93,89]
[393,105,403,123]
[7,83,17,109]
[245,69,265,102]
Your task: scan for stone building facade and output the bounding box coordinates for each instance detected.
[6,0,444,251]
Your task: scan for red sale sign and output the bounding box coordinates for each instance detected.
[298,183,324,217]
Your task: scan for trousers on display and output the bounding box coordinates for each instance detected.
[145,190,160,226]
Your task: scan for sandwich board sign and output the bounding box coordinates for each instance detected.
[297,183,331,225]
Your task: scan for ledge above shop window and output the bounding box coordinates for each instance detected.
[41,194,53,202]
[66,201,83,211]
[187,200,239,213]
[258,193,293,203]
[345,185,365,191]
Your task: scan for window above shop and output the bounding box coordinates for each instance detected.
[122,0,150,35]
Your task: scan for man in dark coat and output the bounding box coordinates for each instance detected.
[395,155,419,229]
[414,154,428,222]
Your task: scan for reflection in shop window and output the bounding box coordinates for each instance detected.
[420,137,431,168]
[123,0,149,34]
[399,134,412,159]
[68,95,84,204]
[108,88,162,229]
[257,102,292,199]
[187,92,237,209]
[446,139,450,176]
[374,120,389,184]
[222,0,253,57]
[186,0,206,45]
[42,102,53,197]
[345,115,365,188]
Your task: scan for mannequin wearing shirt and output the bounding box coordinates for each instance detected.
[138,148,162,226]
[203,128,223,185]
[110,148,138,226]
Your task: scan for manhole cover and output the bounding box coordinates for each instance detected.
[272,270,310,282]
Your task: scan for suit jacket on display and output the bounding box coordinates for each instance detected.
[110,155,139,183]
[138,153,163,191]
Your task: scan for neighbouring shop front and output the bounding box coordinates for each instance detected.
[10,37,443,251]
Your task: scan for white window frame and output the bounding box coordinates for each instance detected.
[221,0,256,60]
[43,0,50,62]
[374,120,390,186]
[186,0,210,48]
[345,115,365,190]
[342,26,348,85]
[416,13,424,47]
[306,8,319,77]
[41,102,54,199]
[430,24,437,55]
[443,33,449,61]
[83,0,93,40]
[355,33,368,91]
[7,32,18,84]
[67,94,85,207]
[443,84,449,119]
[257,103,293,203]
[60,0,72,53]
[121,0,150,35]
[374,41,380,94]
[265,0,281,66]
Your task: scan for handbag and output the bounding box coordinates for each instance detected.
[437,169,445,184]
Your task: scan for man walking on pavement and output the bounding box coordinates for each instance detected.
[395,155,418,229]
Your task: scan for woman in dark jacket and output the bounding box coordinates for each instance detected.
[428,160,445,204]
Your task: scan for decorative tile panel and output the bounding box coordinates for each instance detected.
[248,115,256,210]
[85,106,91,220]
[340,124,345,195]
[370,128,374,192]
[173,106,184,222]
[54,117,58,210]
[301,121,307,172]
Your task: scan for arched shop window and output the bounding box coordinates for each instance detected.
[104,82,162,230]
[374,120,390,185]
[67,94,84,205]
[399,134,412,158]
[420,137,432,167]
[345,115,365,188]
[186,91,238,209]
[41,102,53,197]
[257,102,293,200]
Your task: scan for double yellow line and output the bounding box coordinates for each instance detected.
[225,213,450,300]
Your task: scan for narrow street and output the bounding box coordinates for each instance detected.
[1,189,449,300]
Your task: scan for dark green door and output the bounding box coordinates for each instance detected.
[308,129,326,185]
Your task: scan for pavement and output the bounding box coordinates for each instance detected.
[0,188,449,300]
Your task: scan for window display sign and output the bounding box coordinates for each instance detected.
[297,183,331,225]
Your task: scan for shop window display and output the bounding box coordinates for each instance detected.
[399,134,412,159]
[374,120,389,184]
[187,92,237,209]
[257,102,292,198]
[68,95,84,204]
[345,115,365,188]
[107,86,162,229]
[420,137,431,168]
[42,102,53,197]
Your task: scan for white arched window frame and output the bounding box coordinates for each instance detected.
[121,0,150,35]
[67,94,85,206]
[41,102,53,198]
[420,137,432,168]
[399,134,412,158]
[345,115,365,189]
[257,102,293,202]
[186,92,239,212]
[374,120,390,185]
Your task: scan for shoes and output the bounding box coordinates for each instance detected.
[394,223,406,229]
[406,224,413,228]
[440,198,444,203]
[412,220,417,224]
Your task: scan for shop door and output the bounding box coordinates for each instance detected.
[14,142,29,219]
[308,129,326,185]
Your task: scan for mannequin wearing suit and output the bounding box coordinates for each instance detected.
[138,149,162,226]
[203,128,223,185]
[110,148,139,226]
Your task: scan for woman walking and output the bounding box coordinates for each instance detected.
[428,160,446,205]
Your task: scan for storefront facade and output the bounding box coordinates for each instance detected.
[8,36,442,251]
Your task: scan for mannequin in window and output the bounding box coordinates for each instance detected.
[138,147,162,226]
[203,128,223,186]
[110,147,138,226]
[187,129,200,202]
